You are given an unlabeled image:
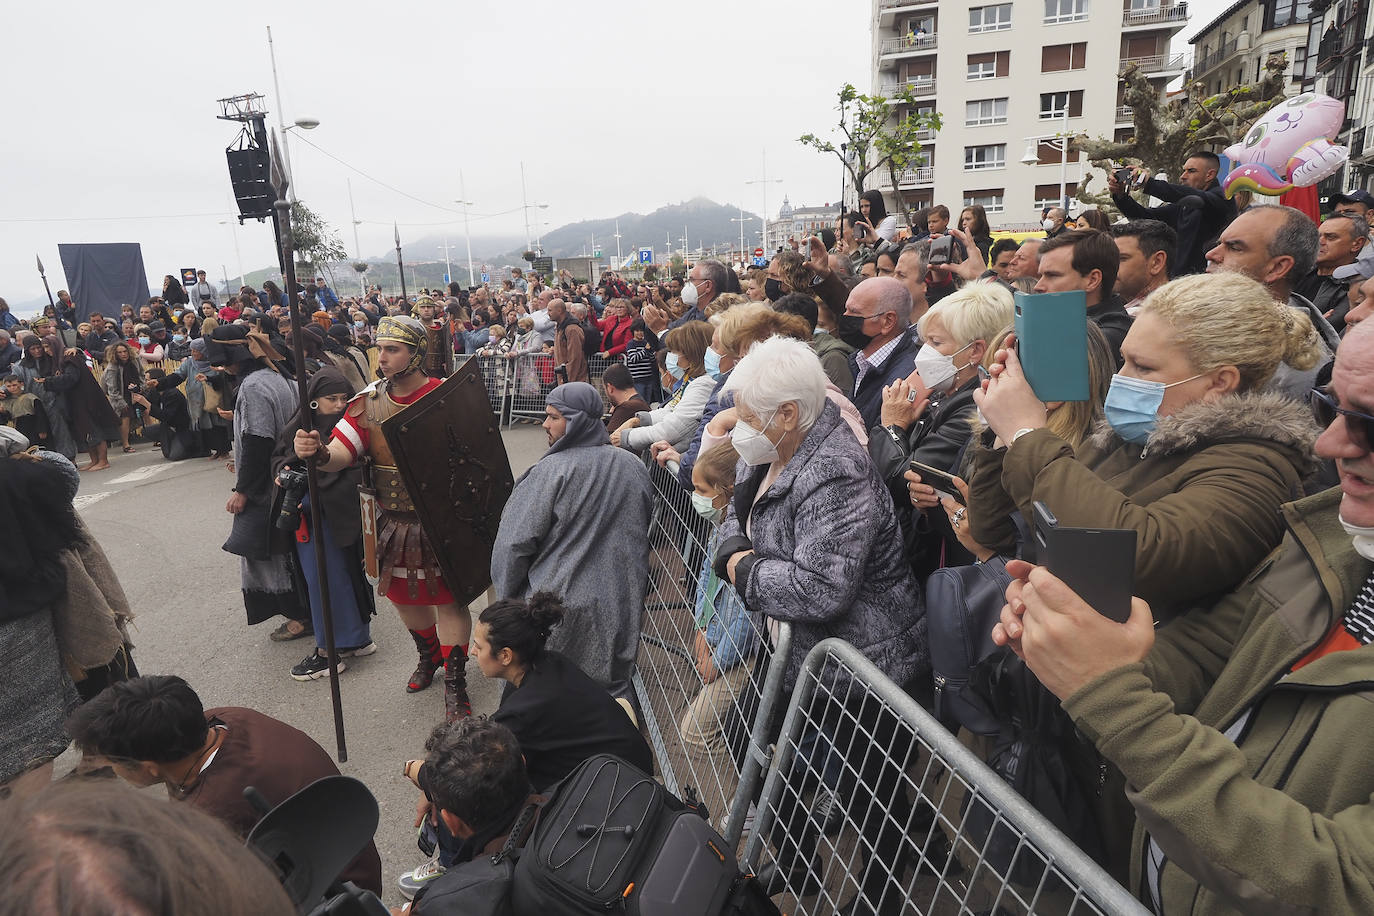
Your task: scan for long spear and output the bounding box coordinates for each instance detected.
[395,223,407,303]
[36,255,55,310]
[270,130,348,762]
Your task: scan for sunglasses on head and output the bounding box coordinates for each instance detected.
[1311,387,1374,447]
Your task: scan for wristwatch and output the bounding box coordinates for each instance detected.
[1011,427,1037,444]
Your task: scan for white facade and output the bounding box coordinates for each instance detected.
[767,198,844,248]
[869,0,1188,228]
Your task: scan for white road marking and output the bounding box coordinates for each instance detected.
[74,492,111,511]
[109,464,169,485]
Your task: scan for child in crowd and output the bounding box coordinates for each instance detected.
[0,373,51,444]
[623,319,659,405]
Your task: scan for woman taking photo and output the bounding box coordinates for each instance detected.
[271,368,376,680]
[971,272,1321,616]
[871,282,1014,576]
[859,189,898,242]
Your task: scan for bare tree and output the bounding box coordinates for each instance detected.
[1074,53,1291,214]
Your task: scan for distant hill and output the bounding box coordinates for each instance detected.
[236,198,762,296]
[492,197,762,267]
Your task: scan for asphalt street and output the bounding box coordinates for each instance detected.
[61,421,550,907]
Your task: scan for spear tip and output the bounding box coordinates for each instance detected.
[36,254,44,273]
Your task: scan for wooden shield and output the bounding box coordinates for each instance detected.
[380,360,515,606]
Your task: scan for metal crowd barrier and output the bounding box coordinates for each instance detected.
[459,352,616,427]
[632,455,794,848]
[743,639,1148,915]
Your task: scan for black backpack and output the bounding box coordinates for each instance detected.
[511,755,778,916]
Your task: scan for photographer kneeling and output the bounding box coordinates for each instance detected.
[398,718,541,916]
[271,368,377,681]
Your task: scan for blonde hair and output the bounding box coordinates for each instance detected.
[1140,273,1321,391]
[517,316,534,331]
[717,303,811,357]
[694,441,740,497]
[918,282,1014,347]
[704,292,748,318]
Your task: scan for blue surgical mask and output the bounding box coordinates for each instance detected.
[172,334,186,343]
[1104,372,1203,444]
[704,346,724,381]
[666,352,685,380]
[138,336,151,345]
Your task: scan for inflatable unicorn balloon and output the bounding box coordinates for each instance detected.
[1222,93,1349,197]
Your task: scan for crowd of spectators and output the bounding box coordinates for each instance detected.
[13,166,1374,915]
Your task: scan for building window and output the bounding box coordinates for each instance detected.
[1267,0,1312,29]
[965,98,1009,126]
[1044,0,1090,23]
[969,3,1013,32]
[1033,140,1081,165]
[1129,0,1161,9]
[967,50,1011,79]
[1041,42,1088,71]
[965,144,1007,170]
[964,189,1006,212]
[1034,182,1079,209]
[1039,90,1085,119]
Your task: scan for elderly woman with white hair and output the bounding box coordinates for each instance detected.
[714,335,932,910]
[871,281,1015,576]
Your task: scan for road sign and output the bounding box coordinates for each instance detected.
[181,268,197,286]
[532,257,554,274]
[443,273,451,284]
[480,272,490,283]
[751,256,767,267]
[753,248,764,257]
[593,249,602,258]
[638,248,653,264]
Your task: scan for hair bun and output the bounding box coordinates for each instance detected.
[526,591,566,635]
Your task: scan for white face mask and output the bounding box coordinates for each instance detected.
[1341,515,1374,561]
[914,341,974,392]
[1042,218,1057,231]
[681,278,700,307]
[731,411,780,466]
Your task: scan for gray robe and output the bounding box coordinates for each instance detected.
[491,444,652,696]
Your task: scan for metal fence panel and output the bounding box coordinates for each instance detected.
[633,455,793,847]
[456,354,510,425]
[743,639,1149,916]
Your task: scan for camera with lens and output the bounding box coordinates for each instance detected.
[276,465,310,530]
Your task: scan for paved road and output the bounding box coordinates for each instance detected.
[63,422,550,906]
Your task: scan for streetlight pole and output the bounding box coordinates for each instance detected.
[520,161,531,253]
[614,219,623,268]
[458,170,475,287]
[267,26,299,203]
[219,219,245,289]
[438,238,458,287]
[746,149,784,254]
[347,178,365,296]
[395,223,407,301]
[1059,106,1070,212]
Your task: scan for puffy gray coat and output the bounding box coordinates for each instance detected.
[722,400,928,694]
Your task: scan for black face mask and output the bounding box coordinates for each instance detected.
[836,313,875,349]
[764,278,784,302]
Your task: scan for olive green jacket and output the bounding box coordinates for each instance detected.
[966,391,1318,617]
[1064,487,1374,914]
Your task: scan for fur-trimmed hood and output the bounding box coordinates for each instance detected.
[1089,390,1321,474]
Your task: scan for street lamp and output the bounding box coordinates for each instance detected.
[731,211,756,265]
[456,170,476,286]
[275,115,320,203]
[1019,106,1072,214]
[746,150,784,253]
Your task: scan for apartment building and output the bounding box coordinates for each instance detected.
[869,0,1188,227]
[1187,0,1311,95]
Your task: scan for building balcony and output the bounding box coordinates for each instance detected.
[877,0,938,26]
[1191,36,1241,77]
[1121,2,1189,30]
[879,76,938,98]
[1116,105,1135,123]
[878,33,938,68]
[1317,23,1362,73]
[1121,51,1189,75]
[876,166,936,189]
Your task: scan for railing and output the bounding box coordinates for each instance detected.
[880,77,938,97]
[1121,1,1189,26]
[876,166,937,190]
[880,34,939,56]
[454,351,619,427]
[1193,36,1239,74]
[878,0,937,8]
[1121,51,1188,72]
[633,454,796,845]
[743,640,1151,915]
[1116,105,1135,122]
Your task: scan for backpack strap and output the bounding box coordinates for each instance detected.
[492,801,543,864]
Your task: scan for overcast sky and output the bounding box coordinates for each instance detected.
[6,0,1228,311]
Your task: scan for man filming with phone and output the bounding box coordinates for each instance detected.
[991,320,1374,914]
[1108,152,1236,277]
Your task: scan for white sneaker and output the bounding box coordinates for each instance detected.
[397,857,446,901]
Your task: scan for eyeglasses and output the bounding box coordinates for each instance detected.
[1311,387,1374,448]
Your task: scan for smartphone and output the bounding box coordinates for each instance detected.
[1032,501,1136,623]
[909,459,965,505]
[1114,167,1132,188]
[929,235,953,266]
[1013,290,1090,402]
